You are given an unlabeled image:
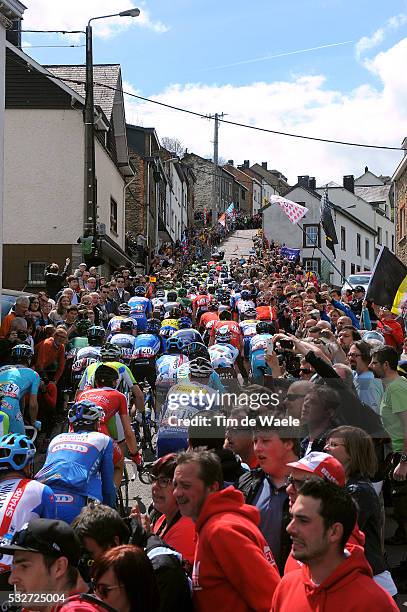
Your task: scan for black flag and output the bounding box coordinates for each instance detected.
[366,246,407,308]
[320,189,338,258]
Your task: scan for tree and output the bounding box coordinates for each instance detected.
[161,136,185,158]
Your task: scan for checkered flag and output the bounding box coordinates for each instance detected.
[269,195,308,224]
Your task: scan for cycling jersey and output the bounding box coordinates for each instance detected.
[0,365,40,434]
[78,360,136,393]
[0,477,56,572]
[107,316,135,336]
[163,301,180,314]
[256,305,277,321]
[157,381,218,457]
[76,345,102,361]
[199,312,219,329]
[211,321,242,350]
[193,294,212,311]
[133,333,161,359]
[249,333,273,357]
[209,344,239,368]
[76,387,128,440]
[36,430,115,524]
[240,319,258,359]
[249,334,273,383]
[156,354,189,388]
[161,319,179,331]
[128,296,152,332]
[175,363,225,393]
[151,296,167,307]
[109,334,137,350]
[172,329,203,345]
[66,337,88,353]
[230,292,241,310]
[236,299,256,320]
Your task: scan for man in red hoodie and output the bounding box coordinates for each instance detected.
[271,479,398,611]
[173,449,280,612]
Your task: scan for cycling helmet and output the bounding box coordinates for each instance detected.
[185,341,210,361]
[188,357,213,379]
[244,307,257,319]
[256,321,273,334]
[169,307,182,319]
[100,343,122,361]
[134,286,146,297]
[120,319,136,333]
[178,288,187,298]
[215,328,232,344]
[118,303,131,316]
[167,291,178,302]
[240,290,250,300]
[76,318,92,336]
[0,434,36,471]
[156,289,165,298]
[68,400,104,427]
[11,344,34,362]
[166,336,187,354]
[144,319,160,335]
[178,316,192,329]
[209,300,219,312]
[87,326,106,341]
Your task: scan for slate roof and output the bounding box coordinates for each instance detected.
[354,184,391,203]
[44,64,120,121]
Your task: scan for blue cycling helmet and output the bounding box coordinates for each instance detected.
[240,290,250,300]
[87,326,106,340]
[11,344,34,362]
[159,326,176,339]
[166,336,187,354]
[68,400,104,426]
[0,434,36,471]
[134,286,146,297]
[146,319,161,334]
[178,316,192,329]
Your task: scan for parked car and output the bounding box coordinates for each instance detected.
[1,289,34,320]
[341,272,372,295]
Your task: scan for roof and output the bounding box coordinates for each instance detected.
[392,153,407,182]
[1,0,26,18]
[354,185,391,203]
[250,163,290,189]
[45,64,121,121]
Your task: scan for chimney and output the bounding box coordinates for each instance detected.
[298,175,310,189]
[227,160,234,166]
[262,162,268,170]
[402,137,407,157]
[309,177,316,190]
[364,166,368,173]
[243,160,250,168]
[343,175,354,193]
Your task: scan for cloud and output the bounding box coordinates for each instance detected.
[24,0,169,39]
[356,13,407,59]
[123,38,407,185]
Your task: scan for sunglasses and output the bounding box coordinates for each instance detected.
[92,582,123,599]
[286,474,306,489]
[145,473,172,488]
[299,368,311,374]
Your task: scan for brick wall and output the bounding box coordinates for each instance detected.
[125,149,145,238]
[183,153,214,212]
[396,165,407,265]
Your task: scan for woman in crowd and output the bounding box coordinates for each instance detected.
[28,295,42,322]
[49,294,71,325]
[325,425,397,596]
[92,545,159,612]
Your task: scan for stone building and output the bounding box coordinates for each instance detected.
[393,139,407,265]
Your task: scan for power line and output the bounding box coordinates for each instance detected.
[21,44,85,48]
[8,52,405,152]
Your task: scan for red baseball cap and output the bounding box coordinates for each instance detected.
[287,451,345,487]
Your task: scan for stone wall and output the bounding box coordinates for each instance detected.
[396,165,407,265]
[183,153,214,212]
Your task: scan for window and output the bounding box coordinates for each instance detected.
[400,208,406,239]
[351,263,355,274]
[392,235,395,251]
[242,188,246,200]
[356,234,361,256]
[303,258,321,275]
[377,226,382,245]
[340,227,346,251]
[341,260,346,279]
[303,224,320,248]
[365,239,369,260]
[110,197,118,234]
[385,230,388,247]
[356,265,361,272]
[28,262,47,287]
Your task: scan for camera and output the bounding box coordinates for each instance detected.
[280,339,294,350]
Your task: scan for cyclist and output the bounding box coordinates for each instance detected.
[162,306,182,332]
[0,345,40,434]
[239,308,259,360]
[235,289,256,321]
[76,365,141,488]
[210,311,248,383]
[0,433,56,579]
[35,400,116,524]
[132,319,162,393]
[110,319,138,362]
[178,315,193,329]
[107,303,134,337]
[209,328,240,372]
[163,290,180,314]
[151,287,167,308]
[249,321,274,384]
[177,288,193,316]
[157,357,219,457]
[192,286,212,323]
[77,325,106,361]
[65,317,93,354]
[199,300,219,334]
[77,343,144,417]
[128,286,152,332]
[156,336,190,413]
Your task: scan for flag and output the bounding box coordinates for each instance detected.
[320,189,338,257]
[366,246,407,309]
[269,195,308,224]
[226,203,236,219]
[218,212,226,227]
[280,246,300,261]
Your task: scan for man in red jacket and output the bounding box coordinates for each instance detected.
[271,479,398,611]
[173,449,280,612]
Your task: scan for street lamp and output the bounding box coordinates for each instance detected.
[84,8,140,258]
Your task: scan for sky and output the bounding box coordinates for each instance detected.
[22,0,407,184]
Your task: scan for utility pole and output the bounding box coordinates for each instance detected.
[209,112,224,225]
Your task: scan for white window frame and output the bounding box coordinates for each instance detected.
[28,262,47,287]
